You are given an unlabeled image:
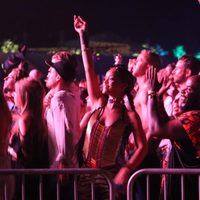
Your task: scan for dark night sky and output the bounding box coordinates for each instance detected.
[0,0,199,52]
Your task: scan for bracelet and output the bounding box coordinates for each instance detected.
[147,90,156,99]
[147,90,156,95]
[148,93,156,99]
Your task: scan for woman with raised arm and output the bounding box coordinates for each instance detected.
[74,15,147,199]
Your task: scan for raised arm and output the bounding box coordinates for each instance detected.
[74,15,103,106]
[146,66,186,140]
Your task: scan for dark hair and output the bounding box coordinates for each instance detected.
[140,49,161,69]
[112,66,136,111]
[148,52,161,69]
[179,55,200,75]
[80,88,88,105]
[113,66,136,93]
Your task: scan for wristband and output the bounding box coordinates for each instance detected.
[148,90,156,99]
[148,90,156,95]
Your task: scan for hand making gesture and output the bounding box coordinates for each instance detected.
[74,15,87,35]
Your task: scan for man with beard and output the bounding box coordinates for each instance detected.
[171,55,200,92]
[147,72,200,200]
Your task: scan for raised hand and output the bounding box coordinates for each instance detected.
[146,65,158,92]
[157,75,173,98]
[74,15,87,34]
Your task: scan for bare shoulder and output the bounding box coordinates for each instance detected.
[80,109,95,132]
[82,109,94,119]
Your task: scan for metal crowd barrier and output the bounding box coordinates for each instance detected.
[0,168,114,200]
[127,168,200,200]
[3,168,200,200]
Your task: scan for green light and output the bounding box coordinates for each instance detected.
[173,45,186,59]
[141,43,168,56]
[1,39,19,53]
[195,52,200,59]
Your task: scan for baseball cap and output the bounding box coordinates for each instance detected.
[45,59,76,82]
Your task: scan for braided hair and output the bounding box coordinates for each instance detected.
[112,66,136,111]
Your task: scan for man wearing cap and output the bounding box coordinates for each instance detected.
[45,51,81,170]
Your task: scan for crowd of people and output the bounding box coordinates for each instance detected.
[0,15,200,200]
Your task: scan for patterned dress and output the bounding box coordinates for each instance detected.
[77,106,133,200]
[165,110,200,200]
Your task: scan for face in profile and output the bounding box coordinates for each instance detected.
[172,60,188,84]
[102,68,126,96]
[179,76,200,111]
[128,58,136,74]
[45,67,59,89]
[132,51,149,77]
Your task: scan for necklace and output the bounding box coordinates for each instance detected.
[108,98,124,108]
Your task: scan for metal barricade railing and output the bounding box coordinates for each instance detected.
[127,168,200,200]
[0,168,115,200]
